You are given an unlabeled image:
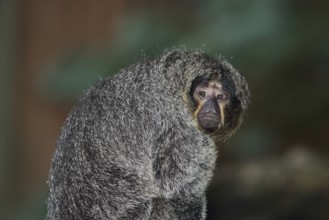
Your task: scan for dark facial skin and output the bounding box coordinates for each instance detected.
[192,81,229,132]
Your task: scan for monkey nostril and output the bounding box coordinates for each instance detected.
[205,108,216,114]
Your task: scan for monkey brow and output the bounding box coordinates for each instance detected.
[191,75,210,87]
[190,76,206,95]
[190,75,213,98]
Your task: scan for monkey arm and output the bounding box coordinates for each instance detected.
[150,123,217,219]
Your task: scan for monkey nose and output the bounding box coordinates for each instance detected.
[203,99,220,114]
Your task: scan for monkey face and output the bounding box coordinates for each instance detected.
[192,81,229,132]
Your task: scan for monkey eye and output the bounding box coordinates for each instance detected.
[199,91,207,98]
[217,93,228,101]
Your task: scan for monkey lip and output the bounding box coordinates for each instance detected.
[201,117,220,123]
[198,113,220,122]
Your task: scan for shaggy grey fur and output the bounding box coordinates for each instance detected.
[46,49,250,219]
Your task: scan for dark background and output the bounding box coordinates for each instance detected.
[1,0,329,219]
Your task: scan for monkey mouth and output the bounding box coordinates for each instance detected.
[198,114,221,131]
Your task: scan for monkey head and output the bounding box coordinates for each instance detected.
[160,49,249,141]
[187,59,250,141]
